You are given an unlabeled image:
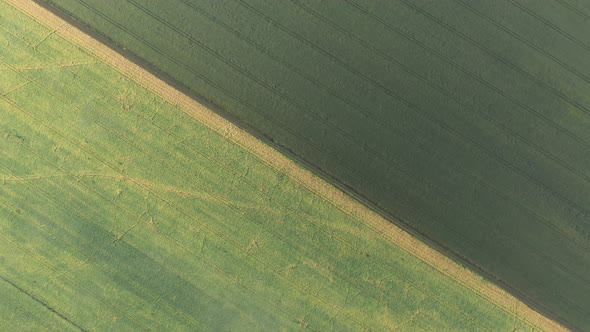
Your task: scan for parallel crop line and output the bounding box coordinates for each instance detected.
[554,0,590,22]
[506,0,590,53]
[419,0,590,115]
[343,0,590,214]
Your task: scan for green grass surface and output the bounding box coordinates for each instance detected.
[0,2,545,330]
[40,0,590,329]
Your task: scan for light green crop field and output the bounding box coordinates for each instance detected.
[0,2,553,331]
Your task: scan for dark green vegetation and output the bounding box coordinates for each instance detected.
[0,2,548,330]
[41,0,590,329]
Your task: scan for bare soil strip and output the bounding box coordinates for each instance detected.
[6,1,568,330]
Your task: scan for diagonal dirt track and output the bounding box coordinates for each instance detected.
[6,0,569,330]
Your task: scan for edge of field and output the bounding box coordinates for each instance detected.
[6,0,569,331]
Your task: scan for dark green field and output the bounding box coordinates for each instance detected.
[38,0,590,329]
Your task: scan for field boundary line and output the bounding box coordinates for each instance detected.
[6,0,568,331]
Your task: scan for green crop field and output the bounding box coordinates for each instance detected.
[0,2,556,330]
[38,0,590,330]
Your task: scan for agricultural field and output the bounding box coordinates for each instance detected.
[37,0,590,330]
[0,1,566,330]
